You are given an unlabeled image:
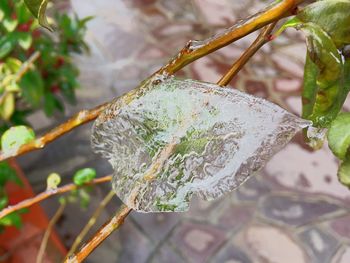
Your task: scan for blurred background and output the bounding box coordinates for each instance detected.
[2,0,350,262]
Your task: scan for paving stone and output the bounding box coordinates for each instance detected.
[115,218,155,263]
[236,176,271,202]
[299,227,339,263]
[217,205,254,231]
[332,246,350,263]
[266,143,350,202]
[259,193,343,226]
[211,241,252,263]
[330,215,350,240]
[245,224,308,263]
[131,212,180,244]
[148,244,186,263]
[170,221,227,263]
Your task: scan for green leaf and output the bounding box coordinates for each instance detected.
[3,18,18,32]
[92,76,309,212]
[338,157,350,187]
[0,93,15,121]
[0,195,8,210]
[327,112,350,160]
[19,69,44,107]
[73,168,96,186]
[23,0,52,30]
[43,92,64,116]
[297,0,350,48]
[0,212,22,228]
[296,22,348,127]
[18,33,33,50]
[0,35,15,59]
[46,173,61,189]
[0,161,21,187]
[1,125,35,153]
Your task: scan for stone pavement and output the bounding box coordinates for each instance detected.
[19,0,350,262]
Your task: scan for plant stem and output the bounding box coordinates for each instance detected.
[66,190,115,258]
[0,103,108,161]
[15,51,41,82]
[36,201,66,263]
[157,0,301,75]
[66,205,132,263]
[0,175,112,220]
[0,0,303,162]
[217,22,277,86]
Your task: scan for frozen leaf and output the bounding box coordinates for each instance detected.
[91,76,310,212]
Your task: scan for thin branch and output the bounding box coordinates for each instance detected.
[217,22,277,86]
[36,201,66,263]
[66,190,115,258]
[0,175,112,220]
[0,0,303,162]
[66,205,132,263]
[156,0,303,75]
[15,51,41,82]
[0,103,108,161]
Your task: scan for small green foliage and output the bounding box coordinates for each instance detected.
[0,211,22,228]
[296,0,350,48]
[278,1,350,128]
[327,113,350,187]
[23,0,51,30]
[73,168,97,186]
[1,125,35,152]
[338,158,350,187]
[0,161,21,186]
[46,172,61,190]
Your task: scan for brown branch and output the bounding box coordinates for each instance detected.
[217,22,277,86]
[36,201,66,263]
[65,205,132,263]
[0,103,108,161]
[66,190,115,258]
[156,0,302,75]
[0,0,303,162]
[15,51,41,81]
[0,175,112,220]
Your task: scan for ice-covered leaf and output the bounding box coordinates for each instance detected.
[91,76,310,212]
[327,112,350,160]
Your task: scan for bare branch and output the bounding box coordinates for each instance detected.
[66,190,115,258]
[0,175,112,220]
[0,103,108,161]
[66,205,132,263]
[217,22,277,86]
[36,201,66,263]
[157,0,302,75]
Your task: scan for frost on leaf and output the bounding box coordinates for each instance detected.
[91,76,310,212]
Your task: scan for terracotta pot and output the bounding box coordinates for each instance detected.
[0,159,66,263]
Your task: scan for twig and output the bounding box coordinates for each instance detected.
[0,175,112,220]
[217,22,277,86]
[0,0,303,163]
[0,103,108,161]
[66,205,132,263]
[36,201,66,263]
[156,0,303,75]
[15,51,41,81]
[66,190,115,258]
